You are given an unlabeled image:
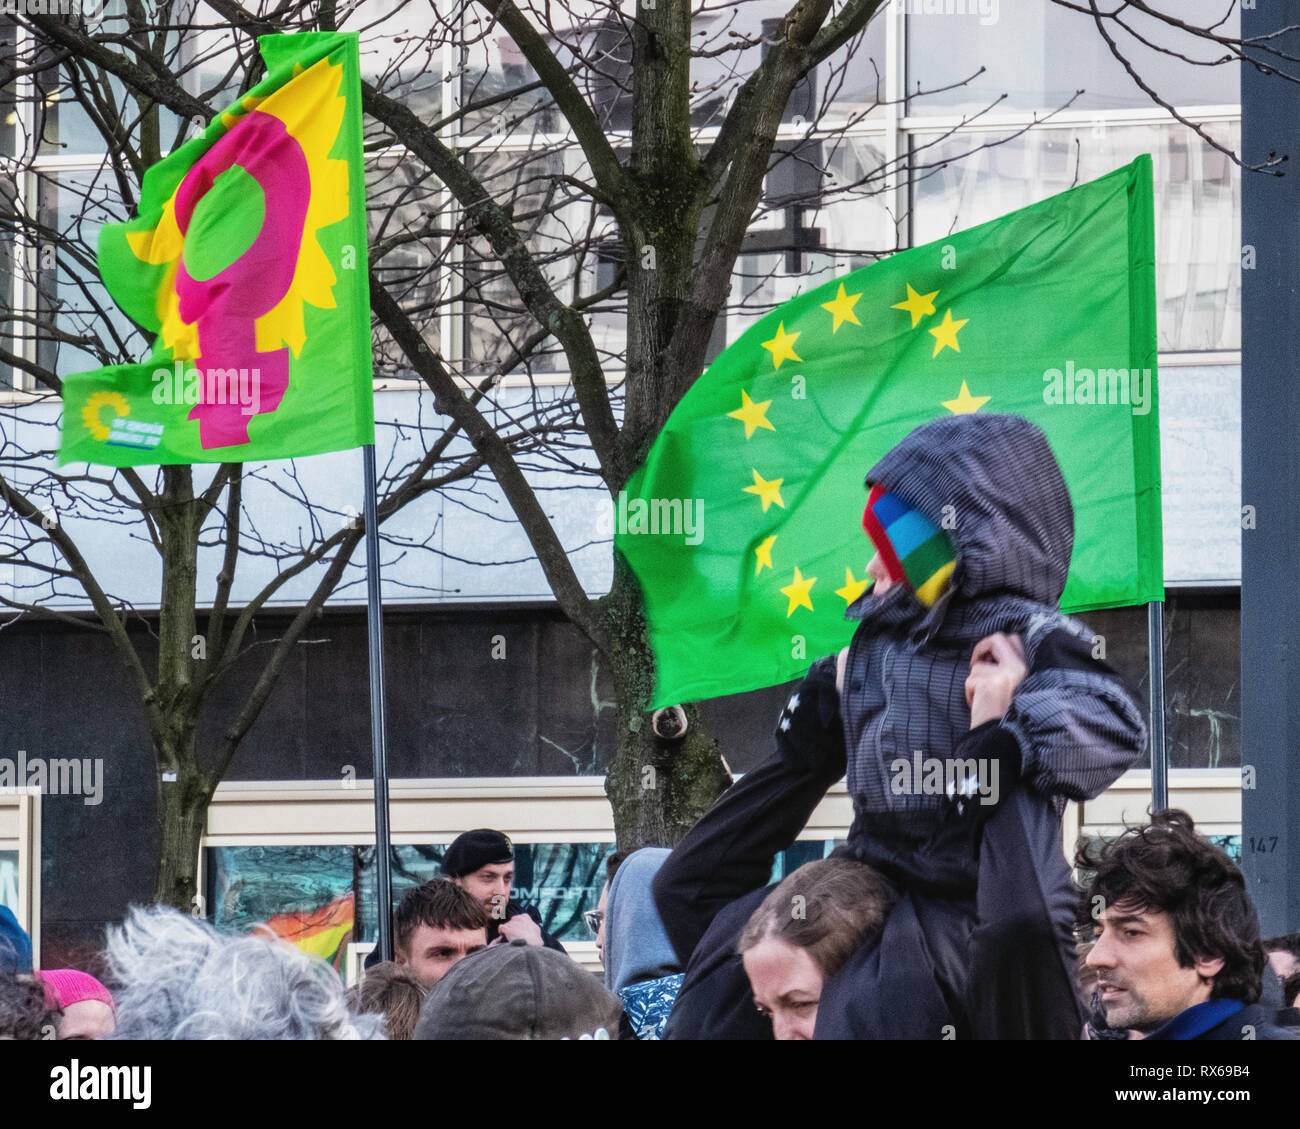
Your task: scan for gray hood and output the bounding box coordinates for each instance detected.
[603,847,680,993]
[864,413,1074,608]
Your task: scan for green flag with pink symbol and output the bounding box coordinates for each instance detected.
[59,31,373,466]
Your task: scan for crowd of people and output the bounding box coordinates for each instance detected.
[2,415,1297,1041]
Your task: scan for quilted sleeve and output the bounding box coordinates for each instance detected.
[999,627,1147,803]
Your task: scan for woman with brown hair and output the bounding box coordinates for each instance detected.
[737,858,897,1040]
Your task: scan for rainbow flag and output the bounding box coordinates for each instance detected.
[59,32,373,466]
[260,892,355,970]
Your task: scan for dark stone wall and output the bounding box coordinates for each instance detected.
[0,593,1239,967]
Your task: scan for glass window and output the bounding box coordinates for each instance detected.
[692,0,887,130]
[31,43,187,159]
[34,166,144,381]
[206,841,615,965]
[368,156,445,378]
[206,836,844,972]
[460,146,615,376]
[0,849,18,912]
[907,0,1240,117]
[910,121,1240,351]
[354,0,448,148]
[812,8,889,126]
[1,19,16,162]
[209,845,357,969]
[459,6,560,136]
[553,3,636,133]
[355,842,612,944]
[1072,595,1241,770]
[725,132,895,347]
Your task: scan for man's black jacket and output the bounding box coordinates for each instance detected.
[489,899,566,952]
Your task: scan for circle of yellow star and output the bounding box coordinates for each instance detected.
[761,322,802,369]
[892,283,938,328]
[743,469,785,512]
[942,380,991,414]
[780,566,817,616]
[821,284,862,333]
[754,534,777,576]
[929,309,968,357]
[835,566,870,605]
[727,389,776,439]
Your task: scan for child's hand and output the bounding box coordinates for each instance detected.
[965,633,1028,728]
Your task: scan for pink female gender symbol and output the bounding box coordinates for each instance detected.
[173,111,311,449]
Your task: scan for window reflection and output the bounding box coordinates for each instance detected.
[33,168,141,381]
[725,133,896,348]
[907,0,1239,116]
[911,122,1239,351]
[690,1,887,129]
[206,837,842,969]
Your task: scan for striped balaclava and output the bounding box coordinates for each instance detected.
[861,483,956,607]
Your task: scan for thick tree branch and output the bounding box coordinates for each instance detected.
[662,0,851,426]
[205,466,241,667]
[474,0,631,221]
[0,468,157,713]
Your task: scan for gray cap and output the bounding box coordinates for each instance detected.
[413,940,623,1040]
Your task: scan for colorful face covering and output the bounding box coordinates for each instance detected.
[861,483,956,606]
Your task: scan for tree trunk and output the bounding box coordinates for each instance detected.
[152,750,211,911]
[150,465,209,910]
[600,554,731,849]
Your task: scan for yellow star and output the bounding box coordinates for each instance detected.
[754,535,777,576]
[727,389,776,439]
[743,469,785,512]
[892,284,938,328]
[821,284,862,333]
[835,566,870,605]
[929,308,968,357]
[942,380,991,415]
[780,567,817,616]
[761,322,802,369]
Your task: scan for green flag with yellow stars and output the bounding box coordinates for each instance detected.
[618,155,1161,708]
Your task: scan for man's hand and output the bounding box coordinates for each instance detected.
[965,633,1028,728]
[497,913,545,946]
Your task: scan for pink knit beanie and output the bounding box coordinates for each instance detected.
[35,968,115,1013]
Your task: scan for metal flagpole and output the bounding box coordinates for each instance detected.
[363,443,394,962]
[1147,600,1167,812]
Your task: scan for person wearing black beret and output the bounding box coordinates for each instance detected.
[442,829,566,953]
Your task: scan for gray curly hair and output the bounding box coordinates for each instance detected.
[102,905,384,1040]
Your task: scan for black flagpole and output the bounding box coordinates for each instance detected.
[363,442,393,962]
[1147,600,1167,812]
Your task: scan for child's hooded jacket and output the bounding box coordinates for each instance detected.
[840,413,1146,830]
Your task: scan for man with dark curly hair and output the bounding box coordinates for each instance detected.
[1079,810,1296,1041]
